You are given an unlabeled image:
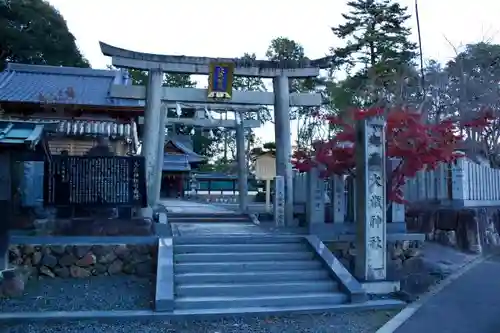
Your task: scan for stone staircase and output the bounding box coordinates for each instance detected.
[172,235,350,314]
[167,212,253,224]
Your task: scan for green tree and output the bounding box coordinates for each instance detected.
[328,0,418,109]
[230,53,269,167]
[435,43,500,166]
[332,0,416,72]
[128,69,195,87]
[0,0,89,69]
[266,37,328,148]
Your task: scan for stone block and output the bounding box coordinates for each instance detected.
[6,243,155,283]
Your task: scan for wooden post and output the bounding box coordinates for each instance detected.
[265,179,271,213]
[452,158,468,201]
[354,116,387,281]
[0,152,11,270]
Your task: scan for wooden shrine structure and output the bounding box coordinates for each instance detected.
[0,63,141,157]
[160,134,205,198]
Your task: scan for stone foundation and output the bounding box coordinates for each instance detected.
[406,207,500,253]
[7,244,157,279]
[12,207,154,236]
[327,240,423,279]
[29,218,154,236]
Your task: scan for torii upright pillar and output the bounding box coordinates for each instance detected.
[273,74,294,226]
[143,68,163,207]
[235,112,248,212]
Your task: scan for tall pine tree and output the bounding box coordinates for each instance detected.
[330,0,418,107]
[332,0,417,70]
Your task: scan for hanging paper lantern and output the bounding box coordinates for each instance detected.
[176,103,182,118]
[205,106,214,121]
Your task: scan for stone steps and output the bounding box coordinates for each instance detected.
[175,293,348,310]
[172,236,349,313]
[176,281,339,297]
[175,251,315,262]
[175,242,309,254]
[175,270,331,284]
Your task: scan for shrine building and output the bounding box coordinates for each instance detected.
[0,63,208,203]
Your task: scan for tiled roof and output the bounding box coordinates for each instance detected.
[167,134,205,162]
[194,172,239,180]
[0,63,142,107]
[0,119,57,149]
[163,154,191,171]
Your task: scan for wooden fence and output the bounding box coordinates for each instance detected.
[292,157,500,226]
[404,158,500,204]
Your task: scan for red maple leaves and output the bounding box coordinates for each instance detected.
[292,107,492,203]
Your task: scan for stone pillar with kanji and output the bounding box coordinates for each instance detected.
[354,116,387,281]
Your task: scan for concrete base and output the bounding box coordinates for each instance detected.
[0,299,405,324]
[362,281,401,295]
[139,207,153,219]
[305,235,367,303]
[155,237,174,312]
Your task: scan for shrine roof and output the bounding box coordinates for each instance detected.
[0,63,141,107]
[0,119,57,150]
[166,135,206,163]
[193,172,239,180]
[163,153,191,171]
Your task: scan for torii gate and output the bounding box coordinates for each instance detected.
[100,42,324,225]
[138,103,264,209]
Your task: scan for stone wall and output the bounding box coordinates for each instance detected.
[327,240,423,279]
[8,244,157,279]
[406,207,500,253]
[327,240,434,300]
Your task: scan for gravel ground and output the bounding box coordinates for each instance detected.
[1,310,396,333]
[0,276,154,312]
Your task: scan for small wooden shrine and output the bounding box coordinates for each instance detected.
[161,134,205,198]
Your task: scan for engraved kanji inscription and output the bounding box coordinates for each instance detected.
[369,236,383,249]
[369,173,383,187]
[368,152,382,167]
[369,214,383,228]
[369,194,383,209]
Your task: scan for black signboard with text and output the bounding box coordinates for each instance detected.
[43,156,147,207]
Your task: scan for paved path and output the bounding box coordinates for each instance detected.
[171,222,265,236]
[394,254,500,333]
[159,199,306,236]
[159,199,267,236]
[158,199,235,214]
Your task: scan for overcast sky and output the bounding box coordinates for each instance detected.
[47,0,500,143]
